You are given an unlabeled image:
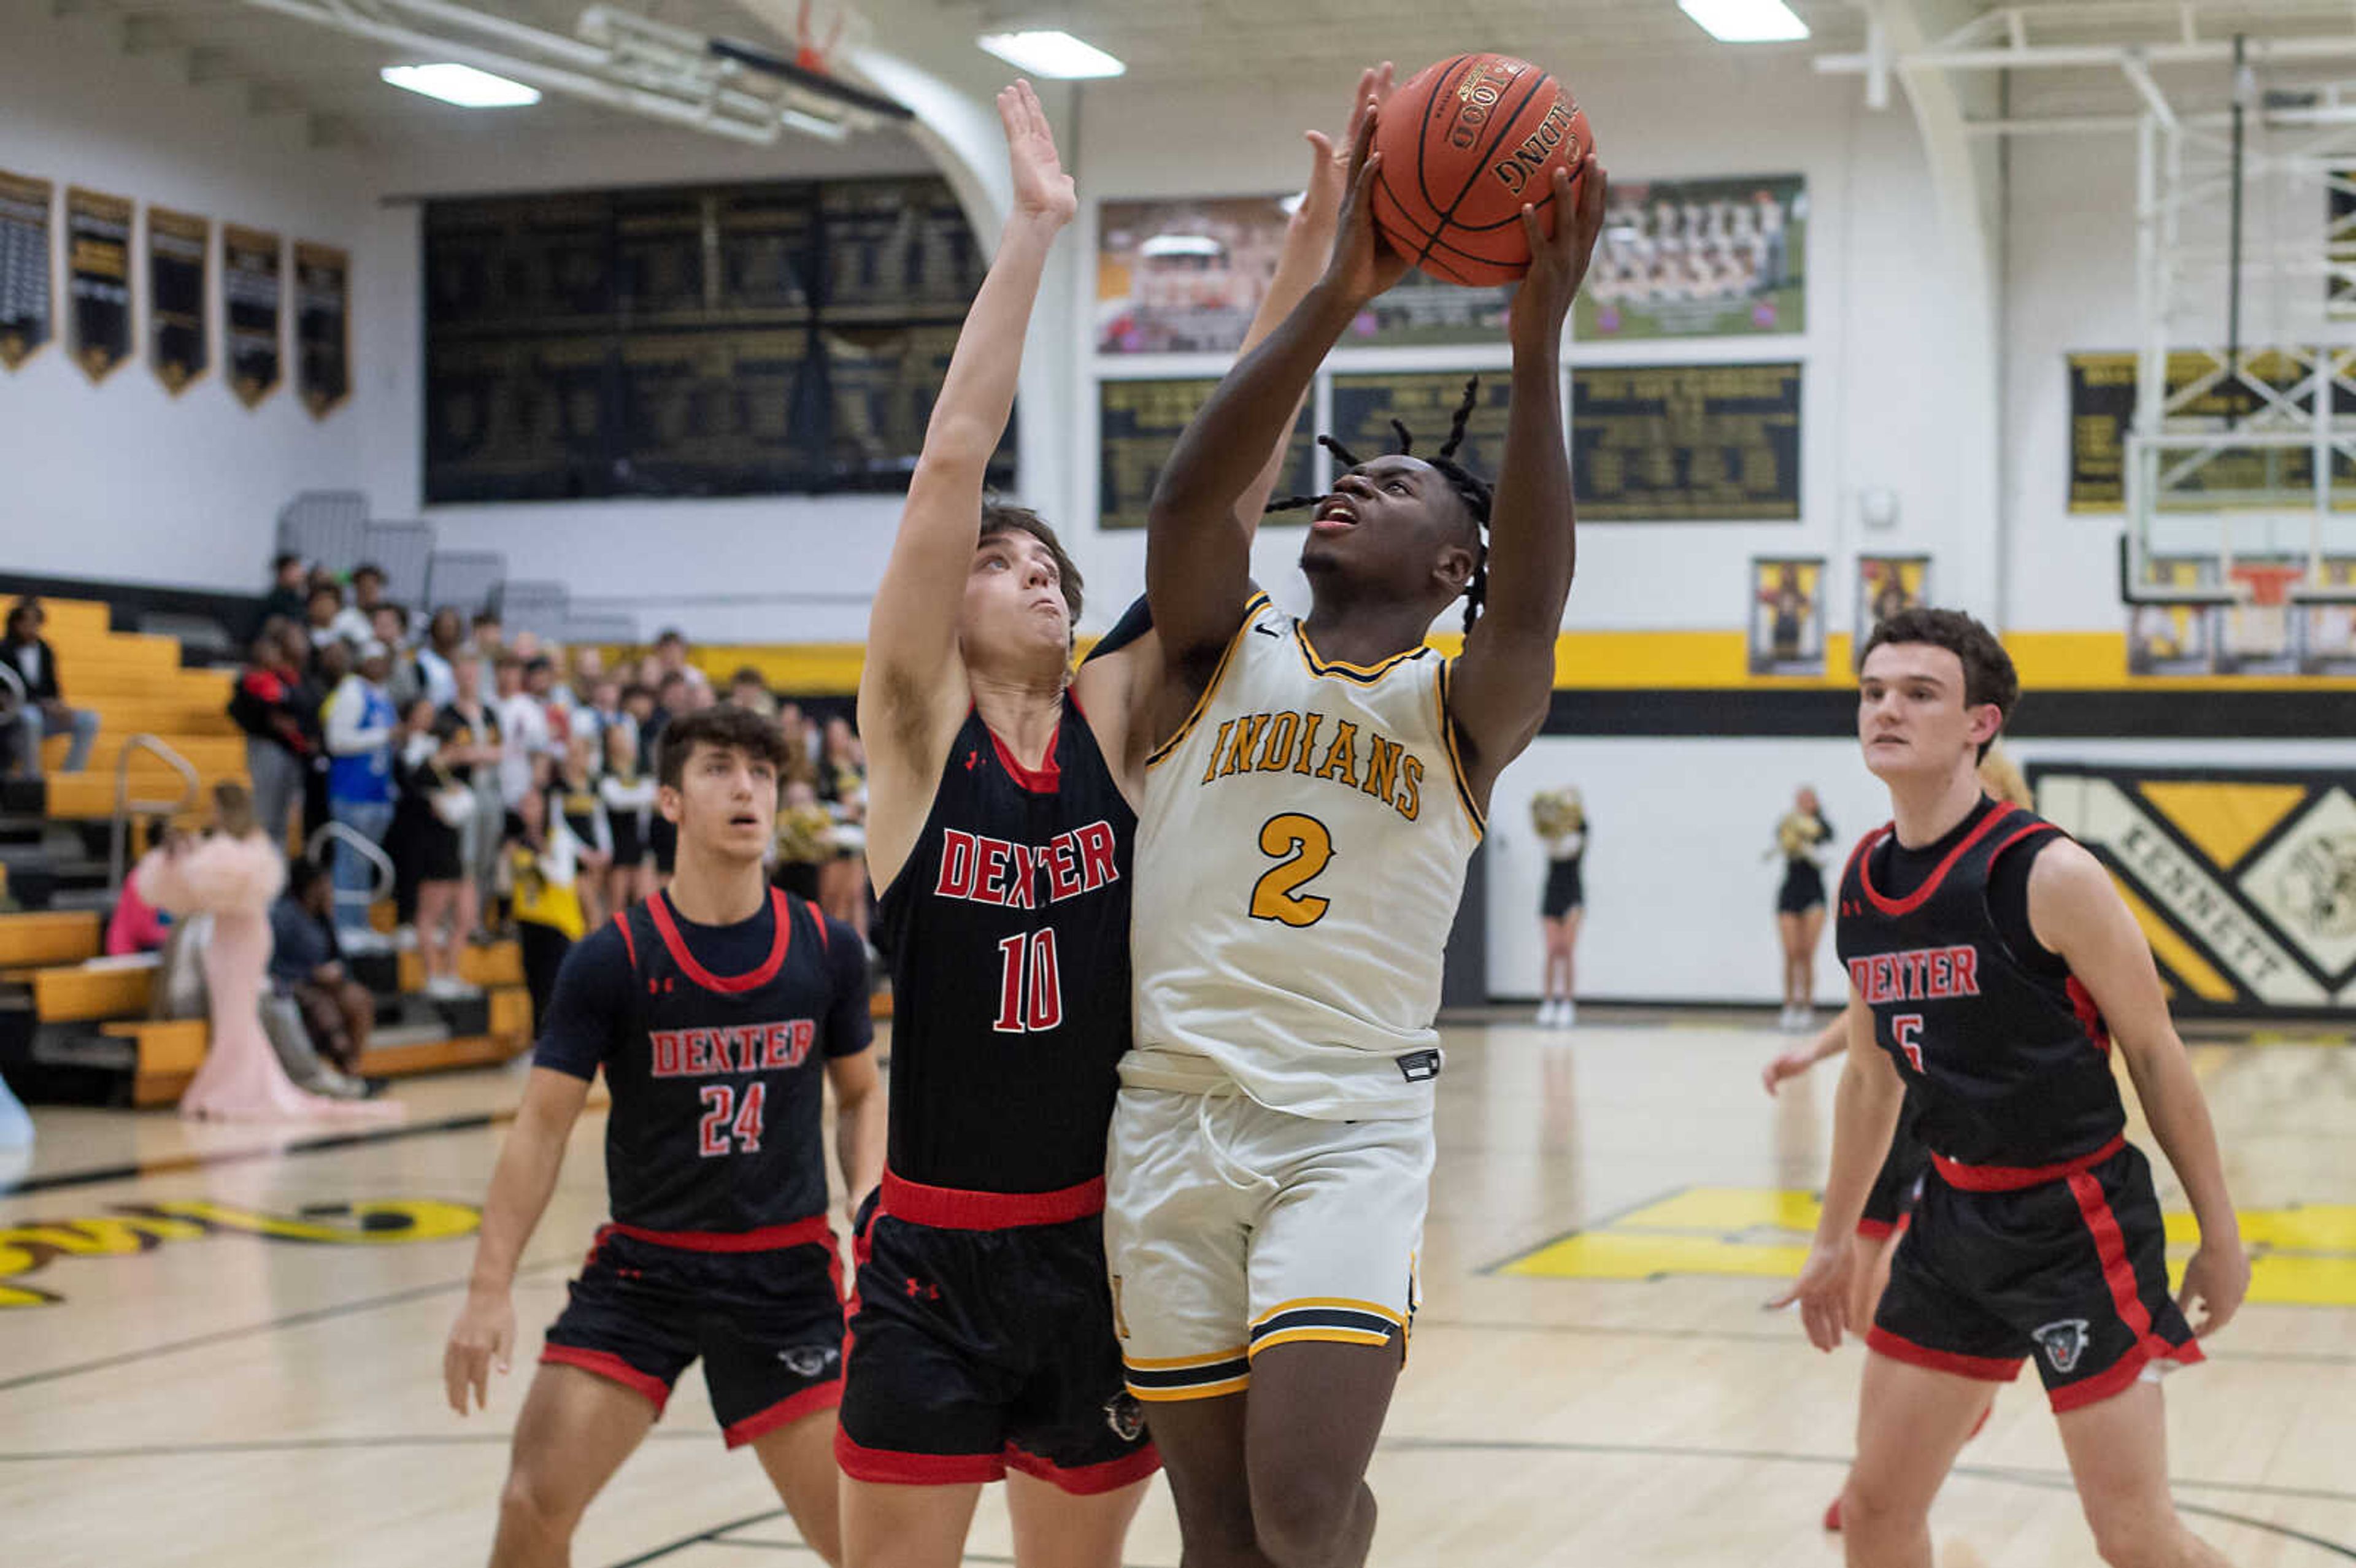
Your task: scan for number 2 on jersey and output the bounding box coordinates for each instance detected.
[698,1082,766,1158]
[1251,814,1335,928]
[1893,1014,1925,1073]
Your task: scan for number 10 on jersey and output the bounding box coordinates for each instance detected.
[995,929,1064,1033]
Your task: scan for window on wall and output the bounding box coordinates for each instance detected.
[422,177,1014,504]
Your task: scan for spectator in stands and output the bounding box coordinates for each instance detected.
[373,604,423,712]
[777,702,819,788]
[815,716,868,929]
[388,696,433,936]
[772,777,834,902]
[0,671,25,789]
[725,666,776,717]
[299,636,342,842]
[436,652,503,947]
[622,683,660,773]
[106,818,183,954]
[652,627,712,698]
[599,723,657,913]
[524,654,572,748]
[260,552,309,633]
[568,645,606,709]
[231,629,311,851]
[492,654,550,810]
[304,583,346,656]
[3,598,102,777]
[269,855,374,1078]
[324,639,399,952]
[506,779,584,1026]
[577,675,629,757]
[470,610,506,663]
[328,564,387,648]
[550,733,612,929]
[648,669,688,753]
[417,607,466,710]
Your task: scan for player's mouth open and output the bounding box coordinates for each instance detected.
[1311,498,1359,533]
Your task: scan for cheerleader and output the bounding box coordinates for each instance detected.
[549,734,612,930]
[1770,786,1834,1029]
[596,723,657,914]
[1530,786,1587,1027]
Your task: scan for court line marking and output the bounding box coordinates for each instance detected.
[1416,1316,2356,1368]
[0,1108,516,1197]
[0,1256,574,1394]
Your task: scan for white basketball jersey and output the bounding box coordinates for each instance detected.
[1129,591,1485,1120]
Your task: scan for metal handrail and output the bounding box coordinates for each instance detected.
[110,734,201,891]
[306,820,398,925]
[0,660,24,706]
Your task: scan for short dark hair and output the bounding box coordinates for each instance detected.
[472,609,501,628]
[730,665,768,690]
[307,584,341,606]
[1858,606,2020,759]
[657,704,790,790]
[656,628,687,648]
[285,855,328,898]
[6,598,40,634]
[524,655,553,676]
[352,563,386,585]
[495,652,524,672]
[272,551,301,573]
[979,503,1084,621]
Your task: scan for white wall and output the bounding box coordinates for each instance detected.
[0,13,373,594]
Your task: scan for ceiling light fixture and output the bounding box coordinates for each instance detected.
[977,29,1126,79]
[1139,234,1222,258]
[1676,0,1811,44]
[380,62,542,107]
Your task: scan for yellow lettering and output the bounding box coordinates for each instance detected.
[1220,714,1271,778]
[1290,714,1326,775]
[1361,735,1402,809]
[1397,756,1423,820]
[1257,712,1299,771]
[1316,721,1361,788]
[1201,721,1236,784]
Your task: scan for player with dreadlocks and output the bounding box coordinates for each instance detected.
[1104,85,1609,1568]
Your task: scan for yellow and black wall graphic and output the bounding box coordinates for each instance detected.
[2033,765,2356,1015]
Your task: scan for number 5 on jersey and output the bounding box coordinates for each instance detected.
[1893,1013,1925,1074]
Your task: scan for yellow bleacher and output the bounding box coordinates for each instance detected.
[26,598,245,818]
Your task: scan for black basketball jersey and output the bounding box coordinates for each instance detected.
[601,889,849,1234]
[1836,797,2126,1170]
[874,696,1135,1194]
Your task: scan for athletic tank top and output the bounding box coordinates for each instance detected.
[604,890,844,1232]
[872,694,1136,1194]
[1835,798,2126,1170]
[1129,591,1484,1120]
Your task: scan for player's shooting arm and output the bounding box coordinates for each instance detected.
[2028,841,2249,1332]
[1446,159,1606,796]
[860,83,1072,761]
[826,1050,886,1216]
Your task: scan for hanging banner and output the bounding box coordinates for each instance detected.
[223,224,282,408]
[2031,765,2356,1015]
[294,240,349,417]
[65,186,133,383]
[147,206,209,394]
[0,170,55,371]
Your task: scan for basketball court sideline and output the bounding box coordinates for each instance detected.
[3,1015,2349,1566]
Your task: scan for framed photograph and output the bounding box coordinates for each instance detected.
[1749,556,1825,676]
[1575,174,1805,340]
[1095,196,1292,355]
[1857,555,1930,639]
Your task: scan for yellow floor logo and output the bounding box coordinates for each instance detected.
[0,1199,482,1309]
[1498,1188,2356,1307]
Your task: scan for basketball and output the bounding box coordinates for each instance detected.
[1370,53,1592,286]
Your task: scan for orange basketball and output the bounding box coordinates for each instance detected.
[1369,53,1592,287]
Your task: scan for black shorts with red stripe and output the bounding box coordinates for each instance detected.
[1859,1096,1928,1241]
[835,1174,1158,1496]
[1869,1139,2203,1413]
[540,1218,846,1449]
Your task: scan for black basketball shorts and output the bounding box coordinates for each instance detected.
[836,1174,1159,1494]
[1869,1139,2203,1413]
[540,1217,846,1448]
[1858,1097,1929,1240]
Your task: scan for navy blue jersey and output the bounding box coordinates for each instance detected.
[535,888,873,1234]
[1836,797,2125,1171]
[873,696,1134,1195]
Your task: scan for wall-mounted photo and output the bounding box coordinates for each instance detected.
[1857,555,1929,639]
[1575,174,1805,340]
[1749,556,1825,676]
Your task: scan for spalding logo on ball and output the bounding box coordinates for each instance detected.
[1371,53,1593,286]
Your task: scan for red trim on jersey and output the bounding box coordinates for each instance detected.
[1858,803,2020,916]
[1865,1326,2025,1383]
[1930,1133,2125,1193]
[1986,821,2056,866]
[614,910,637,969]
[810,899,829,950]
[1002,1442,1161,1494]
[645,886,791,994]
[1837,829,1881,911]
[722,1378,844,1449]
[2066,1169,2177,1361]
[2046,1335,2204,1414]
[834,1429,1007,1485]
[603,1214,836,1254]
[1855,1217,1896,1241]
[879,1169,1104,1229]
[2066,976,2111,1055]
[987,715,1063,794]
[539,1345,673,1411]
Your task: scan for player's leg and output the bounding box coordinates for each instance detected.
[1847,1229,1893,1340]
[1839,1351,1998,1568]
[489,1362,660,1567]
[1005,1470,1153,1568]
[1795,904,1826,1012]
[840,1478,984,1568]
[1243,1340,1397,1568]
[745,1412,847,1567]
[709,1238,855,1566]
[2055,1380,2228,1568]
[1141,1395,1271,1568]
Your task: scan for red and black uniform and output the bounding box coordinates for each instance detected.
[1837,796,2202,1412]
[1858,1091,1927,1242]
[534,888,873,1447]
[837,694,1157,1494]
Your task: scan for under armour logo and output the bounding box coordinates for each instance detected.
[2033,1318,2092,1374]
[647,977,674,995]
[964,750,980,771]
[904,1276,941,1302]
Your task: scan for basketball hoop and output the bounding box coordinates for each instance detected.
[793,0,871,76]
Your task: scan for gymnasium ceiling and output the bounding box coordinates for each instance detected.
[38,0,2356,152]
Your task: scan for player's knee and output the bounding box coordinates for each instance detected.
[1837,1474,1921,1542]
[2084,1504,2176,1568]
[1249,1469,1365,1568]
[497,1464,583,1543]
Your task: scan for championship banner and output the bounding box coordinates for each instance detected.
[0,170,55,370]
[2066,348,2354,512]
[2031,765,2356,1015]
[1099,377,1315,531]
[147,206,209,393]
[64,186,133,383]
[294,240,350,417]
[1573,362,1802,521]
[223,225,282,408]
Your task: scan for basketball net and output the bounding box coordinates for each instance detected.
[795,0,847,74]
[2227,561,2304,659]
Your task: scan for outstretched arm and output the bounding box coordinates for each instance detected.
[1447,158,1607,803]
[1145,90,1409,668]
[858,82,1074,878]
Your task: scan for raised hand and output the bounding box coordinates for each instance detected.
[1509,155,1609,355]
[1321,94,1412,307]
[1296,63,1394,241]
[998,79,1076,228]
